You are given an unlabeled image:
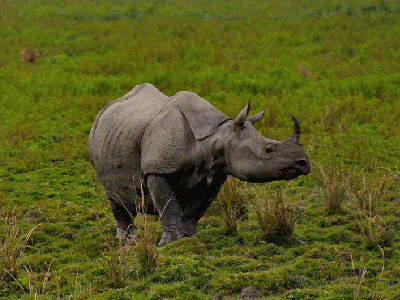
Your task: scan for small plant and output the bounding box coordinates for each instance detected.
[351,248,385,300]
[100,196,136,288]
[216,176,246,235]
[352,250,367,300]
[248,185,297,243]
[359,213,394,249]
[315,160,352,215]
[298,62,313,79]
[102,223,153,286]
[134,183,158,275]
[0,211,37,291]
[134,213,158,275]
[21,49,43,63]
[102,184,158,285]
[23,259,54,297]
[349,167,395,248]
[351,169,392,217]
[102,237,134,288]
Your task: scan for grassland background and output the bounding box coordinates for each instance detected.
[0,0,400,299]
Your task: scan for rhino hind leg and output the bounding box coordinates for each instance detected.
[181,202,207,238]
[181,197,217,238]
[109,197,136,242]
[182,220,197,238]
[147,175,182,247]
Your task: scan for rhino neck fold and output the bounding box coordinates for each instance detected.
[205,120,234,178]
[177,120,229,189]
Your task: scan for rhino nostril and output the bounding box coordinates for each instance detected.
[295,159,311,174]
[296,159,308,167]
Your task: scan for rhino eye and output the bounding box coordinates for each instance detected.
[265,144,277,154]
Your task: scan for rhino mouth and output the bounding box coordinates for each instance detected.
[282,169,302,180]
[280,160,311,180]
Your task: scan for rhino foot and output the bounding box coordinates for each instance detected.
[182,220,197,238]
[182,232,196,238]
[116,227,137,244]
[157,230,181,247]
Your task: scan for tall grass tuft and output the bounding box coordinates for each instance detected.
[316,160,352,215]
[349,167,395,248]
[102,237,134,289]
[351,170,392,217]
[352,247,385,300]
[216,176,245,235]
[359,213,394,249]
[134,183,158,275]
[102,184,158,286]
[248,185,297,243]
[134,214,158,275]
[24,259,54,296]
[0,212,37,290]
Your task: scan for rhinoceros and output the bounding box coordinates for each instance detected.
[88,83,311,247]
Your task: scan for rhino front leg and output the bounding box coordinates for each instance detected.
[182,173,227,238]
[109,197,136,242]
[147,175,182,247]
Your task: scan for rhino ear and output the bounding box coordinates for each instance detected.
[247,110,265,125]
[234,101,251,131]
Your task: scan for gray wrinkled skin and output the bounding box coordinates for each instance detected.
[88,83,311,247]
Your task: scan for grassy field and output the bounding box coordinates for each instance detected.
[1,0,400,299]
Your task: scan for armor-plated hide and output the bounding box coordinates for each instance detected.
[88,83,311,246]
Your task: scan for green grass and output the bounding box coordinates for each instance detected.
[1,0,400,298]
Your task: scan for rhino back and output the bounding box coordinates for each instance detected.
[88,83,169,201]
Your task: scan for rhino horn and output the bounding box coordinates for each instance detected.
[291,114,301,141]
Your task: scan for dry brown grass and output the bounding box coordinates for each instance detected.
[0,211,37,290]
[248,185,298,243]
[359,213,394,249]
[216,176,246,235]
[134,183,158,274]
[351,169,392,217]
[102,184,158,287]
[134,214,158,274]
[315,160,353,215]
[352,247,385,300]
[349,166,395,248]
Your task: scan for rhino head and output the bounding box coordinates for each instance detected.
[223,103,311,182]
